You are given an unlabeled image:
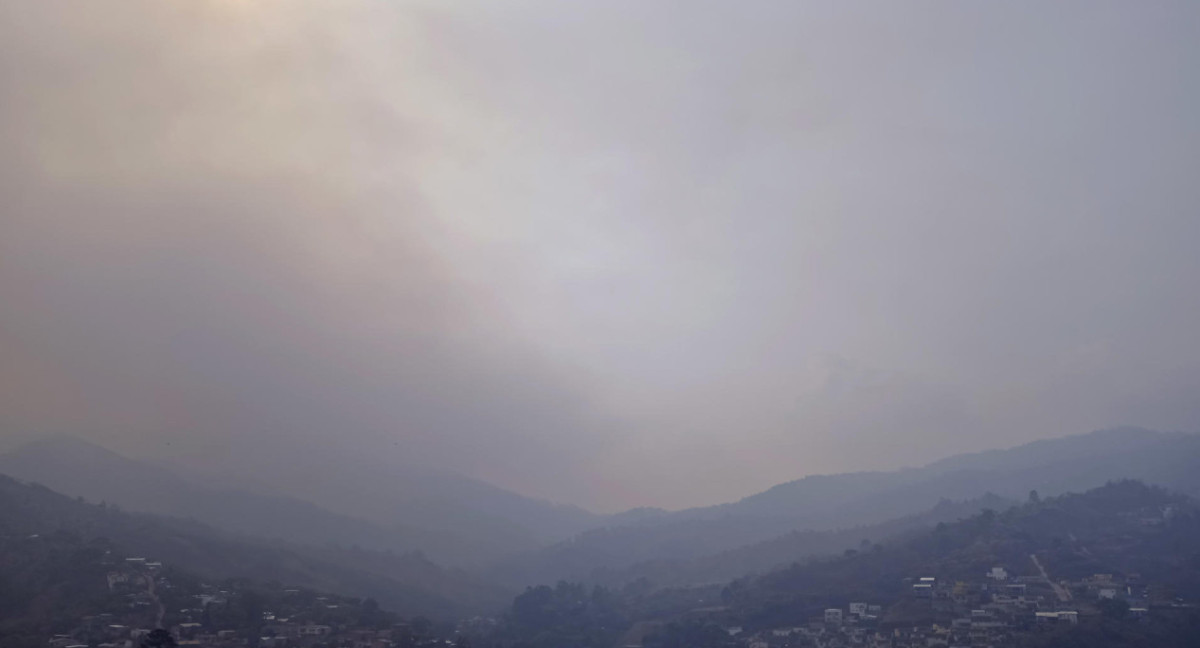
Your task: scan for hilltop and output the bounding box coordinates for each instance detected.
[0,437,599,568]
[475,481,1200,648]
[735,480,1200,623]
[490,428,1200,587]
[0,474,510,620]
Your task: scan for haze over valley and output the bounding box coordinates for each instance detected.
[2,2,1200,647]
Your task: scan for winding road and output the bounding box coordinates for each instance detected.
[1030,553,1072,602]
[144,573,165,628]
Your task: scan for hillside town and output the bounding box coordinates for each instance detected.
[36,538,1198,648]
[722,561,1191,648]
[14,486,1200,648]
[42,550,460,648]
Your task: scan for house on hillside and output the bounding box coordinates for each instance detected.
[1035,611,1078,624]
[299,625,332,637]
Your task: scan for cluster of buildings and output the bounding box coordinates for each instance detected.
[1061,572,1150,613]
[164,585,434,648]
[723,563,1181,648]
[53,614,428,648]
[729,601,886,648]
[172,621,409,648]
[901,570,1074,646]
[47,556,166,648]
[47,620,155,648]
[42,554,455,648]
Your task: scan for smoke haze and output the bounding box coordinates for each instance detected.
[2,1,1199,511]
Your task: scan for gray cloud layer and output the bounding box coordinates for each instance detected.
[2,1,1198,510]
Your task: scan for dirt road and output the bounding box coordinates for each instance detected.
[1030,553,1071,602]
[145,573,165,628]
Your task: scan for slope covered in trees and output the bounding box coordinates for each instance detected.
[723,480,1200,628]
[478,481,1200,648]
[489,429,1200,587]
[0,474,510,619]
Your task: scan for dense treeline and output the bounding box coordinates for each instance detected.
[483,481,1200,648]
[0,474,508,618]
[0,531,131,646]
[719,481,1200,627]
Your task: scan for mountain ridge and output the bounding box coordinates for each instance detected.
[0,436,601,566]
[488,427,1200,587]
[0,472,511,618]
[4,427,1198,594]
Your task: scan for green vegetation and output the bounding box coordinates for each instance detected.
[0,474,509,620]
[484,481,1200,648]
[721,481,1200,626]
[0,531,129,646]
[3,444,1200,648]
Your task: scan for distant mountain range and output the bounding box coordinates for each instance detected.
[0,436,600,567]
[1,427,1197,604]
[491,493,1016,589]
[730,479,1200,627]
[481,481,1200,648]
[0,472,510,619]
[671,427,1200,524]
[487,427,1200,587]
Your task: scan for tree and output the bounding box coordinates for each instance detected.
[1097,597,1130,619]
[411,615,434,640]
[359,597,385,628]
[238,589,264,632]
[1029,490,1041,504]
[140,629,177,648]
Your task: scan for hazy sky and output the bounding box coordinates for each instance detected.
[2,1,1198,511]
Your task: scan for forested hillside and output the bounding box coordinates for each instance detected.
[728,481,1200,627]
[0,474,510,619]
[490,429,1200,587]
[472,482,1200,648]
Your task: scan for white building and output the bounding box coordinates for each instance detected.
[824,609,843,625]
